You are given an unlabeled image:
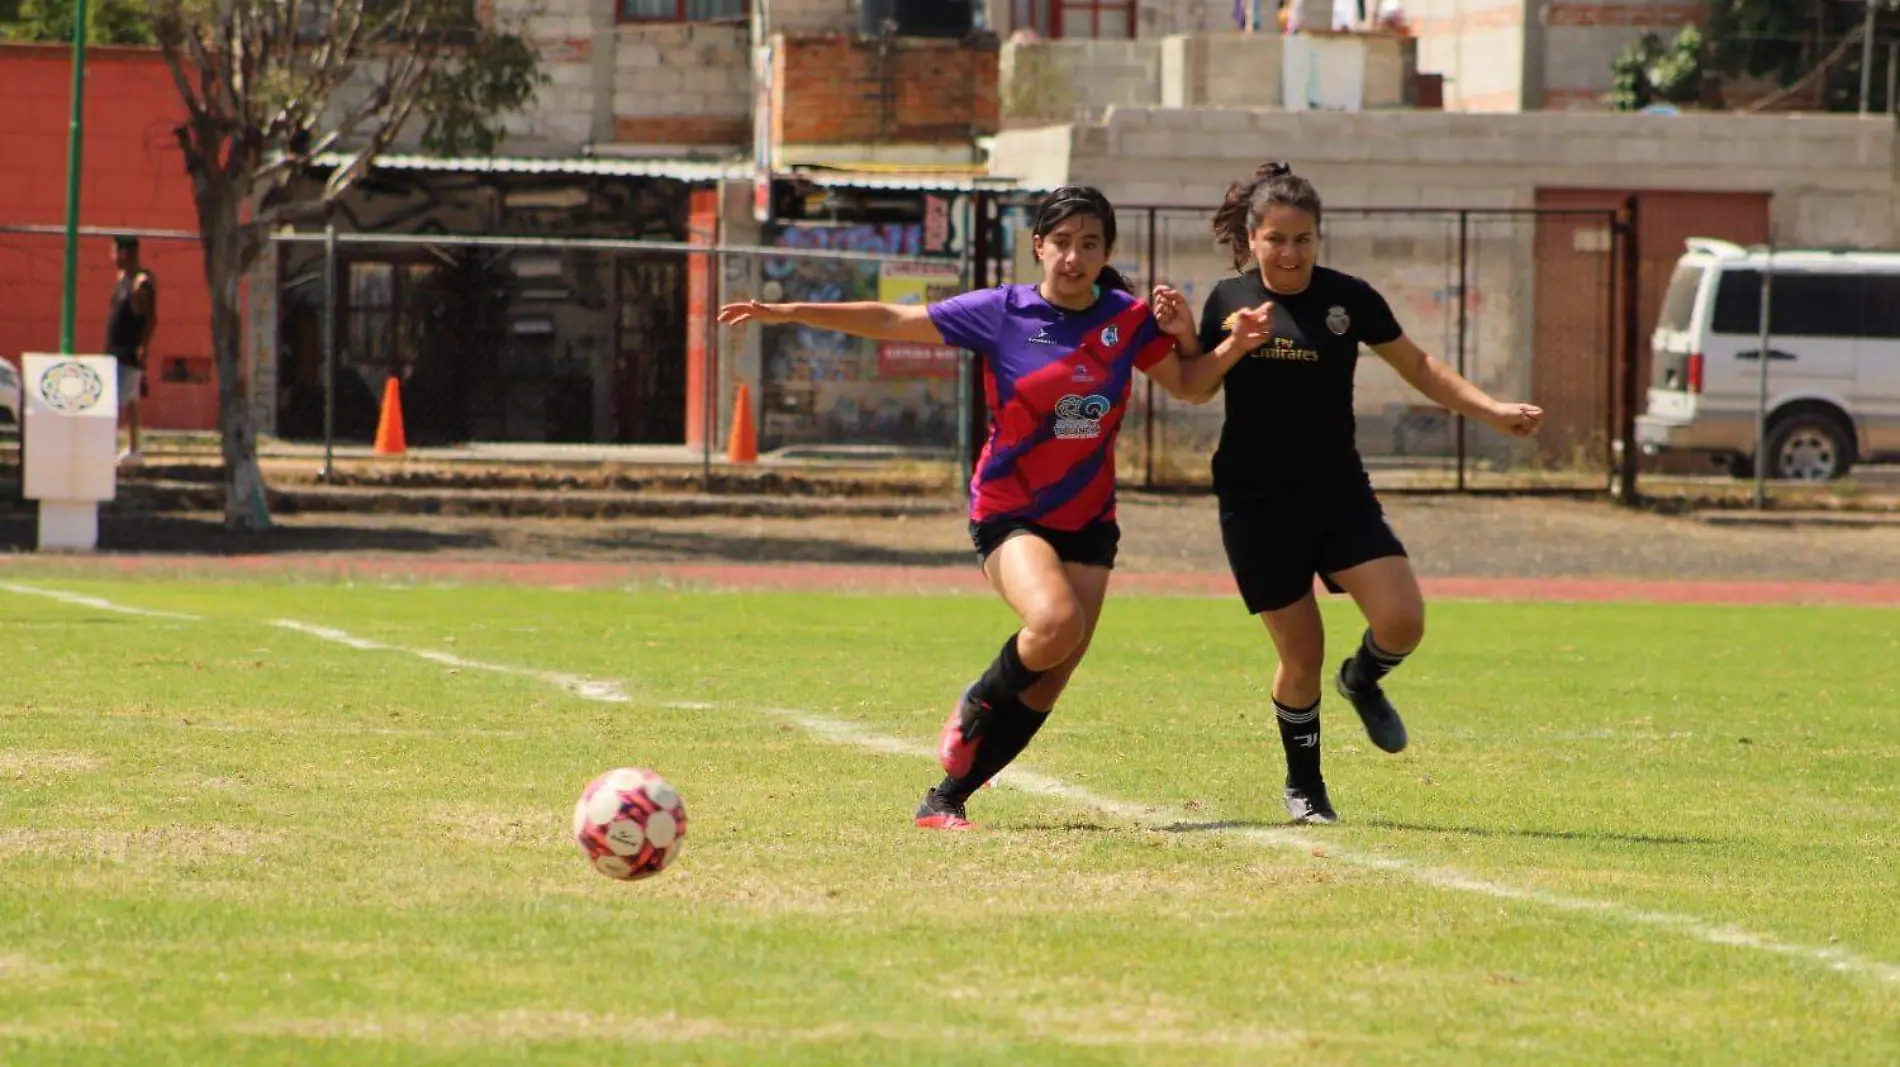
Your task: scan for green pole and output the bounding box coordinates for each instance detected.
[58,0,91,354]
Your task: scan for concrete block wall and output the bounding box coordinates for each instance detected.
[996,106,1899,465]
[763,0,857,34]
[1009,32,1406,122]
[1020,108,1898,246]
[1541,0,1705,109]
[1406,0,1523,111]
[611,23,752,146]
[1002,39,1166,125]
[494,0,598,150]
[1193,33,1286,107]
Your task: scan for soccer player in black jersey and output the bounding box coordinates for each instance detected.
[1184,162,1544,824]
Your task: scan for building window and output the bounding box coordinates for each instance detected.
[1054,0,1135,38]
[618,0,747,22]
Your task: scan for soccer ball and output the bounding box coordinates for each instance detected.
[572,767,687,881]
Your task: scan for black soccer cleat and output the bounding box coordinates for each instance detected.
[914,789,977,832]
[1336,659,1409,754]
[1284,778,1338,824]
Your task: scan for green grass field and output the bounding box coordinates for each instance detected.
[2,574,1898,1065]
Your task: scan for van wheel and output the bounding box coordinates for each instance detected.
[1765,414,1854,481]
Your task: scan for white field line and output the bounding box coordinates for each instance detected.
[269,619,629,704]
[13,589,1895,986]
[770,708,1900,987]
[0,582,202,620]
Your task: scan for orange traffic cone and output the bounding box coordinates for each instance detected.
[726,381,758,464]
[373,376,407,456]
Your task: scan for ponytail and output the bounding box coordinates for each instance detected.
[1097,264,1134,295]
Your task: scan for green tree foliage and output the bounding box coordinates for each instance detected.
[1,0,156,44]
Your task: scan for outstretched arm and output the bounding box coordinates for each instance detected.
[1372,335,1542,437]
[1142,288,1271,404]
[717,300,944,344]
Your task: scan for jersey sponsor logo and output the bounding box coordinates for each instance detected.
[1053,394,1111,439]
[1071,364,1096,384]
[1255,336,1320,362]
[1028,325,1059,345]
[1099,324,1119,349]
[1326,306,1351,335]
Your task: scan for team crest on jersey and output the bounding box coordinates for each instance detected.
[1099,325,1120,349]
[1326,306,1351,335]
[1054,394,1111,439]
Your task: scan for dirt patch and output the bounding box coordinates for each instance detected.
[437,808,562,849]
[0,827,280,862]
[0,751,102,779]
[5,495,1899,600]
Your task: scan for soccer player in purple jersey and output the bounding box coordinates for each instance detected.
[719,187,1231,830]
[1190,163,1544,824]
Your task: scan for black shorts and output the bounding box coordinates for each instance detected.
[1218,490,1407,615]
[970,518,1120,570]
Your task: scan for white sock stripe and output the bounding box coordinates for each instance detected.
[1363,640,1408,665]
[1275,706,1320,725]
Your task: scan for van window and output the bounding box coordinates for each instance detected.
[1657,264,1703,331]
[1866,275,1900,339]
[1710,270,1870,338]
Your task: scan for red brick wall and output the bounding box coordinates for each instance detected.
[611,116,752,146]
[1545,2,1704,29]
[773,35,999,145]
[0,44,216,431]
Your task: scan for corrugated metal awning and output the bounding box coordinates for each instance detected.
[308,152,745,182]
[784,166,1040,193]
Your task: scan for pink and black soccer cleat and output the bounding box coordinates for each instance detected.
[914,790,977,831]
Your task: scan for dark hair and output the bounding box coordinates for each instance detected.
[1211,161,1324,270]
[113,235,139,252]
[1031,185,1132,294]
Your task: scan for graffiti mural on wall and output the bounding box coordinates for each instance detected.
[758,223,964,452]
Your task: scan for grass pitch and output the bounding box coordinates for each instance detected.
[2,575,1897,1065]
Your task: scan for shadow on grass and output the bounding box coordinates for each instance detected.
[1159,817,1721,847]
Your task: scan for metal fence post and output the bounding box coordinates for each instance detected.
[1615,195,1643,506]
[1603,208,1620,493]
[956,196,975,501]
[1455,210,1469,492]
[1144,206,1159,489]
[320,224,338,482]
[1753,241,1775,510]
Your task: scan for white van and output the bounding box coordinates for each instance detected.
[1636,238,1900,480]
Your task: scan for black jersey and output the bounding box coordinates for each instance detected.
[1196,266,1402,498]
[106,270,154,367]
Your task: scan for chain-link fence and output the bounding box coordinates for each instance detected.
[264,229,975,478]
[1089,205,1624,492]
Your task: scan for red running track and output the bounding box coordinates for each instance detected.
[24,554,1900,607]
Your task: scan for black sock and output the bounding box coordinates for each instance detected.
[969,633,1046,707]
[939,695,1050,802]
[1346,630,1409,691]
[1275,697,1322,786]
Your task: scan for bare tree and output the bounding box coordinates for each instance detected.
[147,0,540,529]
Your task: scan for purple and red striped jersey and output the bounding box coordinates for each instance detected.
[929,284,1174,531]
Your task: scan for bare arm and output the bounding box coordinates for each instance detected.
[717,300,944,344]
[1372,334,1542,436]
[1141,335,1252,404]
[1143,294,1272,404]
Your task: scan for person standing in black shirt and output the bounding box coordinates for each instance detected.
[1189,163,1543,824]
[106,235,158,464]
